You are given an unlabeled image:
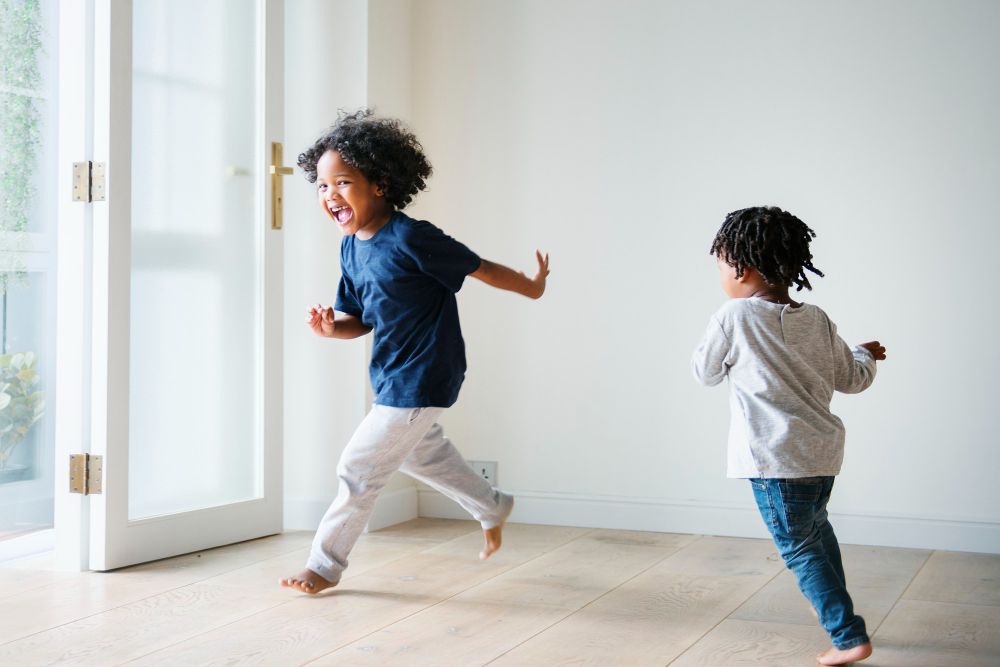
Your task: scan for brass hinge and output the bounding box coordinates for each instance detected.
[72,161,106,202]
[69,454,103,495]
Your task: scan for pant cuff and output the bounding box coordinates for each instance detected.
[834,634,870,650]
[305,558,342,586]
[480,492,514,530]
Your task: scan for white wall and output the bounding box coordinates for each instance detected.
[283,0,420,531]
[400,0,1000,553]
[283,0,370,530]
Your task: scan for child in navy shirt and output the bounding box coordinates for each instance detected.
[692,206,885,666]
[282,110,549,595]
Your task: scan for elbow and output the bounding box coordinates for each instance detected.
[470,259,493,284]
[692,363,722,387]
[839,372,876,394]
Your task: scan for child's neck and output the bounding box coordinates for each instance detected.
[747,285,799,307]
[355,206,395,241]
[739,272,800,306]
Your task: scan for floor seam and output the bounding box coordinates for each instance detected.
[298,527,599,666]
[868,548,934,638]
[483,534,710,665]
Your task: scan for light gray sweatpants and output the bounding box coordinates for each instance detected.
[307,405,514,583]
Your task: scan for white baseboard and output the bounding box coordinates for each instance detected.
[366,486,419,532]
[418,489,1000,554]
[0,528,55,564]
[284,487,419,533]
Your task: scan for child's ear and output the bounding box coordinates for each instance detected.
[736,267,757,283]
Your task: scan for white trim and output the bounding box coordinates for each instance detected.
[283,487,418,533]
[53,0,94,572]
[0,529,55,564]
[0,232,52,256]
[418,489,1000,554]
[366,486,419,532]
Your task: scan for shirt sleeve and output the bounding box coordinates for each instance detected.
[400,220,481,293]
[830,321,877,394]
[692,315,732,386]
[334,272,363,318]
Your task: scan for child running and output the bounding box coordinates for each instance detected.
[282,110,549,595]
[692,206,885,666]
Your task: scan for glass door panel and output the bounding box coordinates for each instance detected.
[128,0,259,519]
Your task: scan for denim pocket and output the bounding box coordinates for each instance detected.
[749,479,778,531]
[776,479,823,539]
[779,478,824,502]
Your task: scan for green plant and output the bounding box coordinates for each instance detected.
[0,0,42,296]
[0,351,44,470]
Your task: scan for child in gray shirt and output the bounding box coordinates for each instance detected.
[692,206,885,666]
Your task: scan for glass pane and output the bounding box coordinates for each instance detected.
[0,274,55,539]
[0,0,58,542]
[129,0,259,519]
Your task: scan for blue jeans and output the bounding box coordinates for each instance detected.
[750,477,869,650]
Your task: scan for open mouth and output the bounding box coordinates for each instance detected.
[330,204,354,226]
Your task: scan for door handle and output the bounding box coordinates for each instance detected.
[270,142,293,230]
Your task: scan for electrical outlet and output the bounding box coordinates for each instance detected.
[468,460,497,485]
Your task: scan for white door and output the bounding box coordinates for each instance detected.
[58,0,285,570]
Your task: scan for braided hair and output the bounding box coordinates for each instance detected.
[297,109,432,210]
[709,206,824,291]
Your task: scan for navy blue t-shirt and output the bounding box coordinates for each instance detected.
[335,211,481,408]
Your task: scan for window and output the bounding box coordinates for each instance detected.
[0,0,58,540]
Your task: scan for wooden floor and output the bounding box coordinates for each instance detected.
[0,519,998,666]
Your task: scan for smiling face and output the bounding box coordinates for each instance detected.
[315,150,392,239]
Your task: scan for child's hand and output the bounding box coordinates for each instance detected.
[306,304,336,337]
[523,250,550,299]
[859,341,886,361]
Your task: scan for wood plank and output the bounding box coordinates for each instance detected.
[670,619,831,666]
[730,543,930,629]
[1,524,992,666]
[0,521,479,665]
[903,551,1000,606]
[0,566,76,601]
[871,599,1000,667]
[125,523,589,666]
[310,530,699,666]
[0,531,314,646]
[491,536,782,666]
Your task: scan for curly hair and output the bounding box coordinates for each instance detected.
[709,206,824,291]
[297,109,432,210]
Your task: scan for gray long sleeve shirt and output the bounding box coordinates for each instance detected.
[692,298,876,478]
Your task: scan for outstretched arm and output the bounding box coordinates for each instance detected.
[833,338,883,394]
[470,250,550,299]
[306,304,372,339]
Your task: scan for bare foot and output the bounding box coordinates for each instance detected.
[817,642,872,665]
[480,496,514,560]
[279,568,336,595]
[480,524,504,560]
